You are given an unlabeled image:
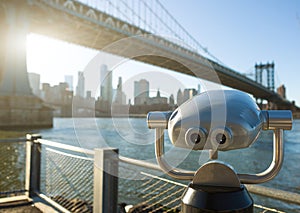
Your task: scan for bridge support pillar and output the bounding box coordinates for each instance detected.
[0,2,53,129]
[0,3,32,95]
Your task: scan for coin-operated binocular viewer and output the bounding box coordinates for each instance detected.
[147,90,292,212]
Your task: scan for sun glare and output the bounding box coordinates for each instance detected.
[26,33,97,86]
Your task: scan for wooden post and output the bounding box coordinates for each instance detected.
[93,148,119,213]
[26,134,42,198]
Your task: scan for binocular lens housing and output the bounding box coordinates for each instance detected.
[167,90,260,151]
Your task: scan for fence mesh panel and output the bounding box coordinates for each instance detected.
[118,161,288,213]
[118,161,185,213]
[0,141,26,198]
[41,147,94,212]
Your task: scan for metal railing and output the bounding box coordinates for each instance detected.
[1,135,300,213]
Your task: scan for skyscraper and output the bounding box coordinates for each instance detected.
[114,77,126,105]
[100,64,113,104]
[76,71,85,97]
[64,75,73,91]
[134,79,149,105]
[177,89,183,105]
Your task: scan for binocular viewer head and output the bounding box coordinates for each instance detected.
[147,89,294,211]
[148,90,292,151]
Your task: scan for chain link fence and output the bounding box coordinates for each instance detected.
[118,160,185,212]
[118,160,287,213]
[0,140,27,198]
[41,146,94,212]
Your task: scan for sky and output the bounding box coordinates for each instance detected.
[26,0,300,105]
[161,0,300,103]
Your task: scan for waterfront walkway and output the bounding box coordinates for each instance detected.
[0,196,58,213]
[0,202,41,213]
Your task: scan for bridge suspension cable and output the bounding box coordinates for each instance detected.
[78,0,224,64]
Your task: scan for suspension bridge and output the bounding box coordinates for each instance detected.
[0,0,297,111]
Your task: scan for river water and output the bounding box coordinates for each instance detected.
[34,117,300,211]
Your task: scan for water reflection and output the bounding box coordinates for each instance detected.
[0,142,26,197]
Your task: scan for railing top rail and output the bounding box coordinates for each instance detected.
[36,139,95,155]
[119,156,161,171]
[35,138,162,171]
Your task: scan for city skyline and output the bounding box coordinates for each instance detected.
[28,69,199,106]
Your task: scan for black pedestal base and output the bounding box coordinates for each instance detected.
[181,184,253,212]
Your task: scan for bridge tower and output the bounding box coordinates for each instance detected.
[255,62,275,91]
[0,1,52,128]
[255,62,276,109]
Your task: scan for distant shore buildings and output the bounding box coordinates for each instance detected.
[27,65,201,117]
[26,63,298,118]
